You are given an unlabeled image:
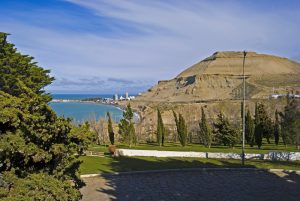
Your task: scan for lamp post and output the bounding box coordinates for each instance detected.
[242,51,247,165]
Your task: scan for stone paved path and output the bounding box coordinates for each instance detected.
[80,169,300,201]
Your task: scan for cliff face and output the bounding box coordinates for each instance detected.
[136,51,300,102]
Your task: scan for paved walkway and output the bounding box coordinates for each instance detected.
[80,169,300,201]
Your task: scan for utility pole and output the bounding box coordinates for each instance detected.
[242,51,247,165]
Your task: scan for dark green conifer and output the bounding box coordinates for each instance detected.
[107,112,114,145]
[213,112,239,148]
[156,109,165,146]
[245,109,255,147]
[274,110,280,146]
[173,111,188,147]
[198,107,212,148]
[118,104,135,147]
[0,32,89,200]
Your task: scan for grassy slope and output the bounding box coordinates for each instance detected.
[79,155,300,175]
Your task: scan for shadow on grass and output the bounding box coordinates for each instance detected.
[83,157,300,201]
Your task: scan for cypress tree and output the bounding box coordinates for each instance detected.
[245,109,255,147]
[198,107,212,148]
[156,109,165,146]
[173,111,188,147]
[107,112,114,145]
[274,110,280,146]
[254,103,263,148]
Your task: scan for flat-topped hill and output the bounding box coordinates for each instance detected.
[136,51,300,102]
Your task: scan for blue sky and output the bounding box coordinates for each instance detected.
[1,0,300,94]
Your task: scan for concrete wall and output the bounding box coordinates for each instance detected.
[116,149,300,161]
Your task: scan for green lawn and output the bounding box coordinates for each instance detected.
[88,141,299,154]
[79,155,300,175]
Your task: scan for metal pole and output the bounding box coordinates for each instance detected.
[242,51,247,165]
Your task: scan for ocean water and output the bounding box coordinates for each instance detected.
[52,94,114,100]
[49,94,124,123]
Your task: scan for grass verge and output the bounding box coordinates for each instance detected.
[79,155,300,175]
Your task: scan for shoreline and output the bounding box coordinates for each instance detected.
[50,99,140,121]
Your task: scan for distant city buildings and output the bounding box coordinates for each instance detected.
[113,92,135,101]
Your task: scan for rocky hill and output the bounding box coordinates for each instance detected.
[136,51,300,102]
[121,51,300,142]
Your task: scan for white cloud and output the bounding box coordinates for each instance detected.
[1,0,300,93]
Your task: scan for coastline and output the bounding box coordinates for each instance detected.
[50,99,140,121]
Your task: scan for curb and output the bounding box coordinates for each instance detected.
[80,167,300,178]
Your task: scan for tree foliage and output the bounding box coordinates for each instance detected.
[107,112,114,145]
[198,107,212,148]
[254,103,263,148]
[254,103,273,148]
[156,109,165,146]
[274,110,280,146]
[0,32,87,200]
[173,111,188,147]
[213,112,240,148]
[279,98,300,149]
[118,104,136,147]
[245,109,255,147]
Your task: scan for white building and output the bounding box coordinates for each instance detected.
[113,94,118,101]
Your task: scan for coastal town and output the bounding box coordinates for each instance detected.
[51,92,136,104]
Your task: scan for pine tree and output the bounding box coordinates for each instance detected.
[156,109,165,146]
[198,107,212,148]
[173,111,188,147]
[107,112,114,145]
[118,104,136,147]
[245,109,255,147]
[274,110,280,146]
[214,112,240,148]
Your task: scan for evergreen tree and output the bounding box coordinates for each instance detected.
[245,109,255,147]
[156,109,165,146]
[0,33,88,200]
[214,112,240,148]
[107,112,114,145]
[198,107,212,148]
[274,110,280,146]
[118,104,136,147]
[279,98,300,149]
[265,118,274,144]
[254,103,263,148]
[173,111,188,147]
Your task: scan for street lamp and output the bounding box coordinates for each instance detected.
[242,51,247,165]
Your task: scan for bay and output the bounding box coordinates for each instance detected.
[49,94,124,123]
